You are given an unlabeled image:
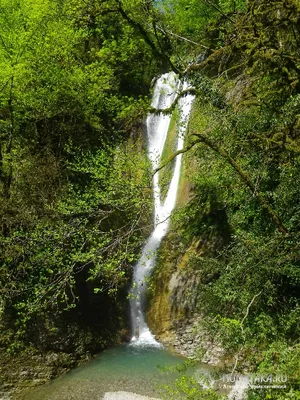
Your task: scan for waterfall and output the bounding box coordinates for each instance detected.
[129,72,194,346]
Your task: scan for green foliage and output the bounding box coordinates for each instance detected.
[159,0,247,66]
[247,342,300,400]
[161,374,225,400]
[1,138,152,350]
[1,3,300,400]
[0,0,160,352]
[156,1,300,398]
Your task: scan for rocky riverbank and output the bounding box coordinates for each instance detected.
[173,317,224,365]
[0,348,92,400]
[155,315,225,366]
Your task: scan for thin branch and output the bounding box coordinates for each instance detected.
[153,140,198,175]
[204,0,235,24]
[241,291,262,328]
[231,290,262,375]
[183,47,225,76]
[115,0,179,74]
[156,25,207,47]
[149,88,197,115]
[192,133,289,235]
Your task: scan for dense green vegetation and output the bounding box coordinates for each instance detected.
[0,0,300,399]
[0,0,166,355]
[156,0,300,398]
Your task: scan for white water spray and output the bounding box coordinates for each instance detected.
[129,72,194,347]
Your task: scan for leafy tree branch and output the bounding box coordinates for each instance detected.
[155,132,289,235]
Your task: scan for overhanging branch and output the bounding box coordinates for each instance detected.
[149,88,198,115]
[154,132,289,235]
[116,0,180,74]
[153,140,199,175]
[192,132,289,235]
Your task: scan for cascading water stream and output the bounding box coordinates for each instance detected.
[130,72,194,346]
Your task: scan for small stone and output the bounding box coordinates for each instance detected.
[19,371,29,378]
[45,353,59,365]
[31,355,42,362]
[31,378,47,386]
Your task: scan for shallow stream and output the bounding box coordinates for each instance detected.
[22,344,200,399]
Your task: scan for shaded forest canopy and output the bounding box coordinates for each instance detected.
[0,0,300,398]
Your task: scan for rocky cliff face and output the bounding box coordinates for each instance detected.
[146,230,225,366]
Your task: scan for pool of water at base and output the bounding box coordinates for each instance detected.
[22,344,209,400]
